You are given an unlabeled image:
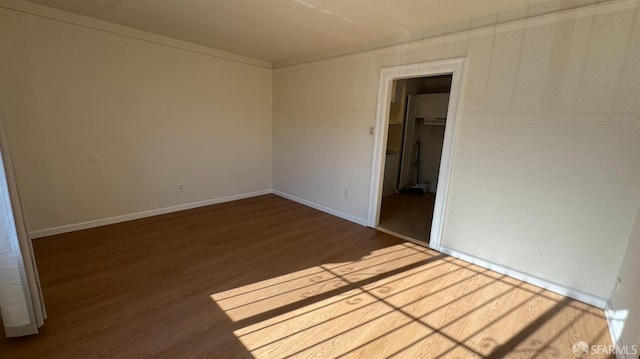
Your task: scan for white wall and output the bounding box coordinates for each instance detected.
[273,1,640,299]
[609,207,640,353]
[273,56,376,219]
[0,4,273,232]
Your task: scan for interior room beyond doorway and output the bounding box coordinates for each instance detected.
[379,74,452,244]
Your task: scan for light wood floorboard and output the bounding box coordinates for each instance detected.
[0,194,613,358]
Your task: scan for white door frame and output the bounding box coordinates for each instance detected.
[367,58,466,251]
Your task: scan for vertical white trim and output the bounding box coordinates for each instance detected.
[604,301,632,359]
[368,58,466,252]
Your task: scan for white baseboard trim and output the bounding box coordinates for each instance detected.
[604,301,625,359]
[272,190,368,227]
[604,301,640,359]
[439,245,608,309]
[29,189,273,239]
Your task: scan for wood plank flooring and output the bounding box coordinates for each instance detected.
[379,192,435,243]
[0,194,613,358]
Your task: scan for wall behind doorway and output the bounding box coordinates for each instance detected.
[415,125,446,193]
[410,74,452,193]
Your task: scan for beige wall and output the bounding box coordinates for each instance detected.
[0,6,273,232]
[273,56,376,218]
[273,3,640,299]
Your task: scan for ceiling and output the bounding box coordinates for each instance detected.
[24,0,604,67]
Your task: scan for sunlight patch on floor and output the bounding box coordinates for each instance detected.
[209,242,612,358]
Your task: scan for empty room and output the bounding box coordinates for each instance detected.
[0,0,639,358]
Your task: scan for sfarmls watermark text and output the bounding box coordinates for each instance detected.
[572,341,639,357]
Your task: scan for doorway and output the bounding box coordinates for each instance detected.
[367,58,465,251]
[379,75,452,244]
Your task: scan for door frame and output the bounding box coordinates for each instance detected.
[367,58,466,251]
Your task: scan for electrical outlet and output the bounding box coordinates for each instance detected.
[178,183,184,192]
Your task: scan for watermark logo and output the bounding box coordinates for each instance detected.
[572,341,639,357]
[572,341,590,358]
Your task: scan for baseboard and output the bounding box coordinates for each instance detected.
[272,190,368,227]
[605,302,621,351]
[29,189,273,238]
[439,245,608,309]
[605,301,633,359]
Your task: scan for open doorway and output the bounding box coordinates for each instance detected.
[367,58,465,251]
[379,75,452,244]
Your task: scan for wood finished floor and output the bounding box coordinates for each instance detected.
[0,194,613,358]
[379,192,435,243]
